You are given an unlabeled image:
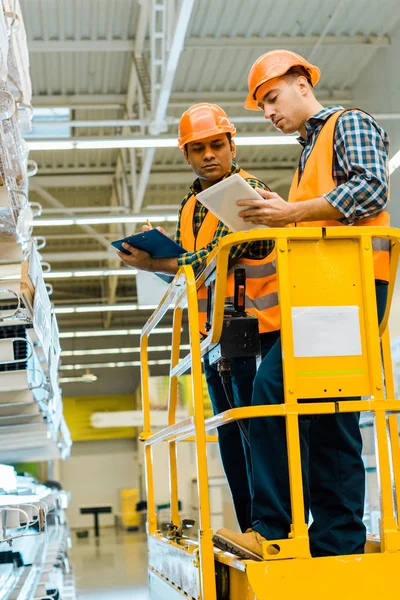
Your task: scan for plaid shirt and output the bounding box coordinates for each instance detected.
[175,161,274,272]
[298,106,389,224]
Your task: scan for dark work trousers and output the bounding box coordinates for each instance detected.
[203,330,280,532]
[250,281,388,557]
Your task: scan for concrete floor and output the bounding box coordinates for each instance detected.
[70,527,149,599]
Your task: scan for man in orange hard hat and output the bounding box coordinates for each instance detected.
[213,50,390,560]
[117,103,277,533]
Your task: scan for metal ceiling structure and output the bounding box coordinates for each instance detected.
[20,0,400,393]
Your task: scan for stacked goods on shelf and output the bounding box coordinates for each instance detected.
[0,466,77,600]
[0,2,71,465]
[0,5,75,600]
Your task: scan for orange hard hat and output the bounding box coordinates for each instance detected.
[177,103,236,150]
[244,49,321,110]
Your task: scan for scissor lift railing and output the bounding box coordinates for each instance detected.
[140,227,400,600]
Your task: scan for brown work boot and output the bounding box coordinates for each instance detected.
[213,528,268,561]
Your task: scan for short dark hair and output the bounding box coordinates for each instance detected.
[284,66,313,87]
[184,132,232,155]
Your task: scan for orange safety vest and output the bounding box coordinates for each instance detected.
[180,168,279,336]
[288,109,390,282]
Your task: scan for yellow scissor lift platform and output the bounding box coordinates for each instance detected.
[140,227,400,600]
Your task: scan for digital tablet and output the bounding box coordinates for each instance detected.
[196,173,268,232]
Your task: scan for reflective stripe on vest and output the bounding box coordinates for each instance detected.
[288,109,390,282]
[180,168,279,335]
[228,259,276,279]
[198,291,279,314]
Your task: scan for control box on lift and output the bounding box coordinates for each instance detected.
[205,268,260,366]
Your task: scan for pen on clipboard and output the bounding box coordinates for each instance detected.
[146,219,152,229]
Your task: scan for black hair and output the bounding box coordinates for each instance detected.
[184,132,232,155]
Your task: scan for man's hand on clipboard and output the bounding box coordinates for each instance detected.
[114,226,182,275]
[117,225,170,270]
[141,224,167,235]
[117,243,154,271]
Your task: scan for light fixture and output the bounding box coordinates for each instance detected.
[44,268,138,279]
[28,141,74,151]
[61,344,191,357]
[234,136,297,146]
[59,373,98,383]
[34,218,75,227]
[60,359,172,370]
[389,149,400,175]
[27,134,297,152]
[59,327,175,338]
[34,214,178,227]
[54,303,162,314]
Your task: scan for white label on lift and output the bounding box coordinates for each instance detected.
[291,306,362,358]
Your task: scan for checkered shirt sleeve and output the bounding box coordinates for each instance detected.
[323,110,389,224]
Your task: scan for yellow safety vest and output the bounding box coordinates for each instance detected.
[180,168,279,336]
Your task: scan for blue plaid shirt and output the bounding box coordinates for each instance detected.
[298,106,389,224]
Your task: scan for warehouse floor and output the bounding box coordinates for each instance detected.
[71,528,149,599]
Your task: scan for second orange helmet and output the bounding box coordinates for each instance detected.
[178,103,236,150]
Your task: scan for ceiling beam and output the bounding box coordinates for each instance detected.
[133,0,196,213]
[42,251,117,262]
[31,184,111,250]
[31,90,352,110]
[31,112,400,130]
[150,0,196,134]
[33,118,145,128]
[28,34,390,54]
[185,34,390,49]
[33,168,295,188]
[32,94,126,107]
[33,166,115,175]
[169,89,352,102]
[33,174,113,187]
[29,40,134,52]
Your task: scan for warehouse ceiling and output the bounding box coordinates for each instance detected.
[20,0,400,395]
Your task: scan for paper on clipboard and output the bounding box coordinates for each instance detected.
[196,173,268,232]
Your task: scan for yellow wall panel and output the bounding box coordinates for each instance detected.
[63,394,136,441]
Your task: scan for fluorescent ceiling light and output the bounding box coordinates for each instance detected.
[34,219,75,227]
[34,214,178,227]
[44,268,137,279]
[60,359,171,370]
[59,374,98,383]
[389,149,400,175]
[235,136,297,146]
[59,327,175,338]
[54,303,162,314]
[28,141,74,150]
[61,344,191,357]
[26,135,297,152]
[0,274,19,280]
[76,139,177,149]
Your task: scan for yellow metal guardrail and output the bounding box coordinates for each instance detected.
[140,227,400,600]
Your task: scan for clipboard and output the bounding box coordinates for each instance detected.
[196,173,268,232]
[111,228,185,285]
[111,228,186,258]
